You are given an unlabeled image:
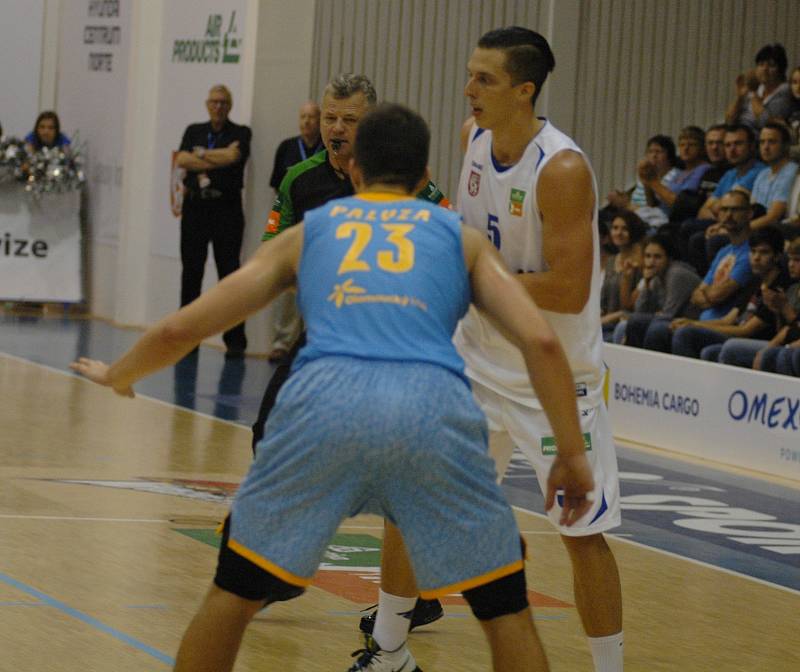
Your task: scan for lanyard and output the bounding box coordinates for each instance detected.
[207,131,221,149]
[297,137,322,161]
[297,137,309,161]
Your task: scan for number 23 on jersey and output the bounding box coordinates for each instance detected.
[336,222,416,274]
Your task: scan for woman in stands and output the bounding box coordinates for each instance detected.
[622,234,702,347]
[24,111,70,153]
[726,44,793,130]
[601,210,647,341]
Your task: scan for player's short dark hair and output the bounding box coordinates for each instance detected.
[755,43,788,81]
[354,103,429,192]
[749,225,784,255]
[706,123,727,135]
[478,27,555,108]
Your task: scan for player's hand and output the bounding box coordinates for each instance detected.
[70,358,135,398]
[545,453,595,527]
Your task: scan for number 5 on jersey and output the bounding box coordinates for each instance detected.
[336,222,416,274]
[487,213,501,250]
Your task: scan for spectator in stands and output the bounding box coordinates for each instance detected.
[682,124,763,271]
[622,135,680,230]
[606,135,678,216]
[726,44,793,130]
[754,237,800,375]
[672,226,787,366]
[699,124,730,196]
[600,210,647,341]
[269,101,323,191]
[750,122,799,236]
[623,234,701,348]
[642,190,755,352]
[24,111,71,152]
[639,126,710,229]
[788,66,800,161]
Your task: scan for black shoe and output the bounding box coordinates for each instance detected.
[359,597,443,635]
[347,635,422,671]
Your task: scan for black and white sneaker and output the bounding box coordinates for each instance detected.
[347,635,421,671]
[359,597,444,635]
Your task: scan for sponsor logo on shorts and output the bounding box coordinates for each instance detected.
[541,432,592,456]
[509,188,526,216]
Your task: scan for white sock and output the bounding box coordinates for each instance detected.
[372,589,416,652]
[588,632,623,672]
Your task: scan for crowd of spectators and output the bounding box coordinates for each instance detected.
[601,42,800,378]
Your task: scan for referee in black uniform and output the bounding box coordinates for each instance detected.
[176,84,250,358]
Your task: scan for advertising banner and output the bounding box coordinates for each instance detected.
[57,0,131,244]
[604,344,800,480]
[0,184,82,302]
[149,0,248,258]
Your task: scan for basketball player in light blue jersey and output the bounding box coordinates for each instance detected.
[371,27,624,672]
[71,103,593,672]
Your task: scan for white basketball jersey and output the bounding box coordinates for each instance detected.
[454,120,605,409]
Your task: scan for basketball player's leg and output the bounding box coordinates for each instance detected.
[478,382,624,672]
[173,584,264,672]
[369,521,419,653]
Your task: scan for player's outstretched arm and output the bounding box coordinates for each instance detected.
[463,228,594,525]
[71,226,304,395]
[518,150,595,314]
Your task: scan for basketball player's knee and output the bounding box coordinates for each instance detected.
[462,569,528,621]
[213,517,306,605]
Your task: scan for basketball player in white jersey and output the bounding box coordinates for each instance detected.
[364,27,623,672]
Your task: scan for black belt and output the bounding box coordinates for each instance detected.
[186,188,228,201]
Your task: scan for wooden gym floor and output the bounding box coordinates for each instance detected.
[0,313,797,671]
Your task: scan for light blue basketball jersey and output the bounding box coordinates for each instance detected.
[293,193,471,380]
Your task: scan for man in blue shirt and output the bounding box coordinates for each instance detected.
[680,124,763,269]
[71,103,593,672]
[750,121,799,229]
[643,190,754,352]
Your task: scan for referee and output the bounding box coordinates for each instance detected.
[176,84,251,358]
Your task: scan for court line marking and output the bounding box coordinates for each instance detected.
[3,352,797,596]
[0,352,247,430]
[0,514,169,523]
[0,570,174,666]
[510,505,800,597]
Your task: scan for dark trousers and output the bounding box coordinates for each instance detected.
[251,332,306,452]
[180,197,247,351]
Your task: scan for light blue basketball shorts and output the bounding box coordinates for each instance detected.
[228,356,524,598]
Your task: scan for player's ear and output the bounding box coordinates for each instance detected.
[413,166,431,195]
[518,81,535,106]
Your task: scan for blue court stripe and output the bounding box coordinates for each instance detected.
[0,571,174,666]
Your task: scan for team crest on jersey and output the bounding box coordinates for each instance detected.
[509,188,526,216]
[468,170,481,197]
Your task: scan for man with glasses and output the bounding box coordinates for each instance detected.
[175,84,251,358]
[642,190,756,352]
[681,124,763,271]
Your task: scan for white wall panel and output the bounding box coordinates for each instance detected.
[311,0,800,200]
[309,0,550,200]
